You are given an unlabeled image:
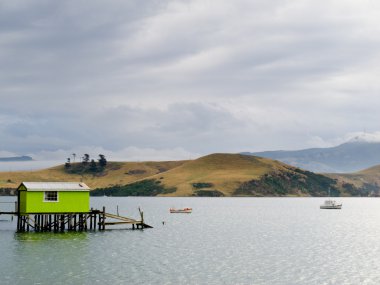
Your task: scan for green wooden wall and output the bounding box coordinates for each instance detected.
[19,191,89,214]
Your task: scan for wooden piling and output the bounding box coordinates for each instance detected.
[90,208,93,230]
[102,207,106,230]
[60,215,64,232]
[54,214,58,232]
[12,207,151,232]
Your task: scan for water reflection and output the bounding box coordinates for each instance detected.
[14,231,89,242]
[2,197,380,284]
[11,231,93,285]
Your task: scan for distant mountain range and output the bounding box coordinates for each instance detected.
[242,141,380,173]
[0,156,33,162]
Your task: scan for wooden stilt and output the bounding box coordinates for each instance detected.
[102,207,106,230]
[84,214,88,231]
[60,215,64,231]
[48,215,50,231]
[17,215,20,232]
[11,208,150,232]
[53,214,57,232]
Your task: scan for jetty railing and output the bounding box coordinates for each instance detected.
[0,206,152,232]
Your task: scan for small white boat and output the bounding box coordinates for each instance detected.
[169,208,192,213]
[320,199,342,209]
[320,188,342,209]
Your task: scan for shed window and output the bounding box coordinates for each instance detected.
[44,191,58,202]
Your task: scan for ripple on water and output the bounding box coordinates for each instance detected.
[2,197,380,284]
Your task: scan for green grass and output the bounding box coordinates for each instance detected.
[90,179,176,196]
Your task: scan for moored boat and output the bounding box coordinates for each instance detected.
[320,188,342,209]
[169,207,192,213]
[320,199,342,209]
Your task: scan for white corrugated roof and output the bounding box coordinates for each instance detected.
[21,182,90,191]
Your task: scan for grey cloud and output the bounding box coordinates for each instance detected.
[2,0,380,160]
[1,102,245,153]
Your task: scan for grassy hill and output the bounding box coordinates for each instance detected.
[327,165,380,196]
[146,153,292,196]
[92,154,339,197]
[0,160,186,190]
[2,153,380,197]
[152,153,342,196]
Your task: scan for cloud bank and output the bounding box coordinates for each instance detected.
[1,0,380,163]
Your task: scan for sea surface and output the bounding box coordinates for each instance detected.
[1,197,380,285]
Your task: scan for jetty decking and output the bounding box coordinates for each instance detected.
[16,207,152,232]
[0,206,152,232]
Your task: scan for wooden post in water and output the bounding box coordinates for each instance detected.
[48,215,52,231]
[53,214,57,232]
[16,215,20,232]
[60,215,64,232]
[84,214,88,231]
[68,214,71,230]
[94,213,96,230]
[19,216,23,232]
[18,216,21,232]
[81,214,84,230]
[90,208,93,230]
[102,206,106,230]
[139,207,144,229]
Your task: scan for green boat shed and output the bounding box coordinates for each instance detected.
[17,182,90,214]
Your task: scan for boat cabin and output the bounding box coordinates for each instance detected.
[17,182,90,214]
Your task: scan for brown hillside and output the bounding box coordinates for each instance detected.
[3,154,373,197]
[148,153,292,196]
[0,160,186,189]
[327,165,380,188]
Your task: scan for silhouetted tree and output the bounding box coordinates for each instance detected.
[98,154,107,168]
[65,158,71,169]
[90,159,97,172]
[82,154,90,165]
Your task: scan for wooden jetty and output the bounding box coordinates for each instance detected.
[0,182,152,232]
[0,206,152,232]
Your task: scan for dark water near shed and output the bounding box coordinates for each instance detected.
[1,197,380,284]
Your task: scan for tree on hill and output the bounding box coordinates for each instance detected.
[64,153,108,174]
[98,154,107,168]
[90,159,97,172]
[65,158,71,169]
[82,154,90,165]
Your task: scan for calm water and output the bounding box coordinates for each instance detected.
[1,197,380,285]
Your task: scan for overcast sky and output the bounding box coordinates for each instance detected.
[1,0,380,163]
